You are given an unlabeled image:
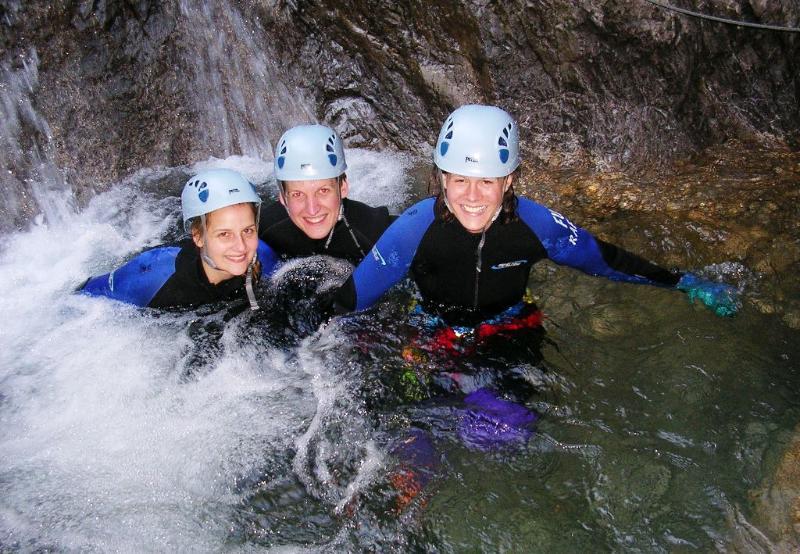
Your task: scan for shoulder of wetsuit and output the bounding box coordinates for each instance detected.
[151,242,251,309]
[258,201,292,236]
[342,198,394,242]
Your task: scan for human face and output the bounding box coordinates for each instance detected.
[279,177,347,240]
[192,203,258,284]
[443,173,512,233]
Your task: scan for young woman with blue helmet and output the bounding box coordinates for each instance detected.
[81,168,278,309]
[334,104,740,326]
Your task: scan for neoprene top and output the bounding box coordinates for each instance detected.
[259,198,395,265]
[336,196,682,325]
[80,239,279,308]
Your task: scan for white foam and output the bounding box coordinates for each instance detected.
[0,152,409,550]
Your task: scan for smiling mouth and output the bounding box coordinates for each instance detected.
[304,214,328,224]
[460,204,487,215]
[227,254,248,263]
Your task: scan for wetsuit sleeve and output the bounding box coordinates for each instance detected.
[80,247,181,307]
[518,198,680,286]
[338,198,436,311]
[256,239,280,276]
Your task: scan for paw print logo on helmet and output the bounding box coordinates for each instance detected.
[439,117,455,157]
[276,139,288,170]
[497,122,513,164]
[185,178,210,203]
[326,133,338,167]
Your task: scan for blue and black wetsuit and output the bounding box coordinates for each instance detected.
[81,239,279,309]
[259,198,395,265]
[335,196,681,325]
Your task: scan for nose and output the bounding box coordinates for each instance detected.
[231,232,247,253]
[465,180,480,201]
[305,194,320,215]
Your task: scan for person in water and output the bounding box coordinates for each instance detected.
[333,105,741,510]
[81,168,278,309]
[260,124,394,265]
[334,104,740,326]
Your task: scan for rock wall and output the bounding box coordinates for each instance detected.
[1,0,798,196]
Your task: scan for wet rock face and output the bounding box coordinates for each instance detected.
[1,1,186,193]
[280,0,799,166]
[1,0,798,190]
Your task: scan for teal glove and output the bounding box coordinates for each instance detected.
[676,273,741,317]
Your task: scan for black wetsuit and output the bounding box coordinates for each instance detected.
[259,198,394,265]
[337,197,682,325]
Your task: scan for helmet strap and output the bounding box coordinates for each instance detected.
[485,175,510,230]
[245,257,260,311]
[198,214,220,271]
[439,170,455,215]
[323,176,345,250]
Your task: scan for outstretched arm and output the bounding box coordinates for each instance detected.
[518,198,740,316]
[80,246,180,307]
[334,198,436,312]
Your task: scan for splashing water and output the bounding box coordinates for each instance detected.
[0,152,410,551]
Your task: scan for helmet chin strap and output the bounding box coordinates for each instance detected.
[323,176,345,250]
[198,214,219,270]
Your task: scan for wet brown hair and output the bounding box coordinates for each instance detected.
[428,167,520,225]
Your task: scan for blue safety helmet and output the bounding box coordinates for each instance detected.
[181,168,262,232]
[433,104,520,178]
[274,124,347,182]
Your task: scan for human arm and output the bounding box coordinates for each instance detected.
[255,239,280,278]
[517,198,740,316]
[80,246,180,307]
[333,198,436,312]
[518,199,678,285]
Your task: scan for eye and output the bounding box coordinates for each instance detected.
[217,231,232,239]
[318,187,331,194]
[242,227,256,235]
[290,191,303,199]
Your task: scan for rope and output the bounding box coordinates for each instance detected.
[643,0,800,32]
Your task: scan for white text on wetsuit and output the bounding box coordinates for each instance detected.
[549,210,579,246]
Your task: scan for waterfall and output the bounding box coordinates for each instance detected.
[0,49,76,233]
[177,0,317,160]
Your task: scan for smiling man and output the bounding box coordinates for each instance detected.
[259,124,394,265]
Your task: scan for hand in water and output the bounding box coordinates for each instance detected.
[677,273,741,317]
